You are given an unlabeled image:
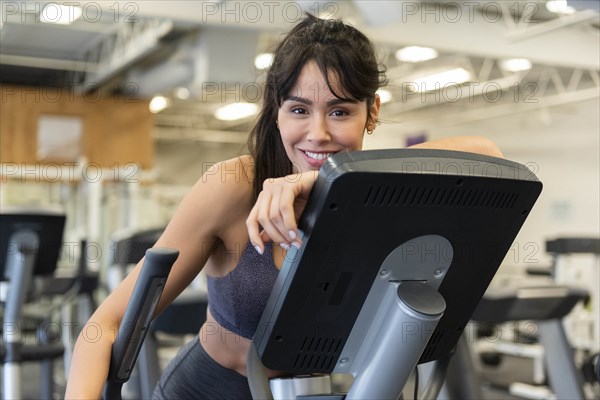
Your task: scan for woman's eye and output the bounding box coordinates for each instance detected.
[291,107,308,115]
[330,109,349,117]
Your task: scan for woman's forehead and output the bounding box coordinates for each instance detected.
[288,61,352,102]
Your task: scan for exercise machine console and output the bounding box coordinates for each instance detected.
[247,148,542,399]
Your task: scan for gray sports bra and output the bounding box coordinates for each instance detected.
[206,241,279,339]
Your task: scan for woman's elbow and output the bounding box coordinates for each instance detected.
[476,136,504,158]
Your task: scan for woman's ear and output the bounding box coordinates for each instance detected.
[368,94,382,131]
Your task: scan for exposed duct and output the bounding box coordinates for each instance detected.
[124,27,260,98]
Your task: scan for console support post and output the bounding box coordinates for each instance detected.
[346,281,446,400]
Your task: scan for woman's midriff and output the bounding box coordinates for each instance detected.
[198,307,286,378]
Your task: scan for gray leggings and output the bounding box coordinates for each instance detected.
[152,337,253,399]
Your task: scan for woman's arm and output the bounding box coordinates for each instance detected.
[409,135,504,158]
[65,157,251,399]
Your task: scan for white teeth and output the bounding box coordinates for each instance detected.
[304,151,333,160]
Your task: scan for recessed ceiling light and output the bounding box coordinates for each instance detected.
[376,89,392,104]
[500,58,532,72]
[255,53,274,70]
[214,103,259,121]
[546,0,576,14]
[174,87,191,100]
[395,46,439,63]
[40,3,82,25]
[149,96,170,113]
[410,68,471,92]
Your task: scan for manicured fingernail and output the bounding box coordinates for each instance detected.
[254,245,263,255]
[291,241,301,249]
[289,230,297,240]
[280,243,290,250]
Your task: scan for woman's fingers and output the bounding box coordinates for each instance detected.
[247,173,315,254]
[246,197,264,254]
[247,184,291,254]
[279,185,300,246]
[258,189,289,246]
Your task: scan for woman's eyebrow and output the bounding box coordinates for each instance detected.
[284,96,359,106]
[284,96,311,105]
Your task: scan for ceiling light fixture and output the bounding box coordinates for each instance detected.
[149,96,170,114]
[409,68,472,92]
[40,3,83,25]
[395,46,439,63]
[500,58,533,72]
[546,0,576,14]
[255,53,274,70]
[376,89,393,104]
[214,103,259,121]
[174,87,191,100]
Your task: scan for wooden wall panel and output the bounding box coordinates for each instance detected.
[0,85,153,168]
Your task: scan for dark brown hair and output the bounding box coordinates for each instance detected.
[247,14,387,201]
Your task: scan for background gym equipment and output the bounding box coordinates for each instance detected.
[102,148,542,399]
[0,208,66,400]
[465,236,600,399]
[108,228,166,291]
[467,285,589,399]
[547,237,600,354]
[103,248,179,400]
[107,228,207,399]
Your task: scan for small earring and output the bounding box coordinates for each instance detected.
[367,127,374,135]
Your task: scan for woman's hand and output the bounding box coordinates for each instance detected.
[246,171,319,254]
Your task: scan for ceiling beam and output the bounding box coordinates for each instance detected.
[360,2,599,70]
[92,1,599,70]
[0,54,97,71]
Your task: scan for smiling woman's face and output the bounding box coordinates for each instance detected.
[277,61,380,173]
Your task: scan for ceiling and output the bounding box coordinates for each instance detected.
[1,0,599,143]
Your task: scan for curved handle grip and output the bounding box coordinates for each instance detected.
[596,353,600,382]
[103,248,179,400]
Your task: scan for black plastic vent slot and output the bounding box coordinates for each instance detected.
[293,337,342,371]
[364,186,519,209]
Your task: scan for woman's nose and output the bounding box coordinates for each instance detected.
[306,116,331,143]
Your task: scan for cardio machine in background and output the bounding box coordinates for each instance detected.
[103,148,543,400]
[464,237,600,400]
[547,237,600,357]
[1,208,101,400]
[0,208,66,400]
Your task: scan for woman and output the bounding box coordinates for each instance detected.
[65,14,502,399]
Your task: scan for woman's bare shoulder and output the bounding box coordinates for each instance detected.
[187,155,255,233]
[198,155,254,196]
